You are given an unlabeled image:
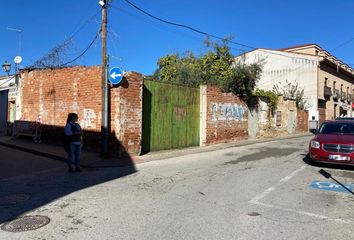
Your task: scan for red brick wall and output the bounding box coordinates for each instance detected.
[110,72,143,155]
[20,67,143,155]
[204,85,248,144]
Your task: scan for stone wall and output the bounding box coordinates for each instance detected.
[257,97,298,138]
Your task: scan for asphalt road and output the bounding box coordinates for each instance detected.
[0,145,66,180]
[1,136,354,239]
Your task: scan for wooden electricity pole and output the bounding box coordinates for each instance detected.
[101,0,109,157]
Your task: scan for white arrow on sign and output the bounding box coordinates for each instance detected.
[110,72,122,80]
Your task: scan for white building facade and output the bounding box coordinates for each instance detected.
[238,44,354,125]
[0,75,21,136]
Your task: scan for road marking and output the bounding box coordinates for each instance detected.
[249,165,352,224]
[256,202,352,224]
[310,180,354,194]
[249,166,306,204]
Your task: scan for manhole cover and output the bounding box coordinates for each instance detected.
[0,194,30,206]
[1,216,50,232]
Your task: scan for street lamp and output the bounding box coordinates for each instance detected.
[2,61,11,76]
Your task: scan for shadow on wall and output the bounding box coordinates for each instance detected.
[141,84,152,154]
[0,123,136,225]
[39,124,130,157]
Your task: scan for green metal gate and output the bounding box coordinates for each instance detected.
[142,80,200,153]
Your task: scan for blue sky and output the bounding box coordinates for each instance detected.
[1,0,353,76]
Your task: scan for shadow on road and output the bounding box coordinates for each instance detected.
[0,148,137,225]
[302,153,354,171]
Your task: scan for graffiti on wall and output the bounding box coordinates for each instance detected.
[210,103,246,121]
[81,109,96,129]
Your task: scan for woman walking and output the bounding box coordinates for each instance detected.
[64,113,83,172]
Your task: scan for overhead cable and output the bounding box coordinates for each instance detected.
[111,5,245,52]
[61,29,101,66]
[117,1,353,66]
[122,0,254,49]
[0,76,16,87]
[67,9,102,41]
[117,1,325,62]
[330,37,354,52]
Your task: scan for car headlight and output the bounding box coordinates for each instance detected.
[310,140,320,149]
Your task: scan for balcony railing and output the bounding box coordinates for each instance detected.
[341,92,347,101]
[348,94,352,102]
[332,89,340,100]
[324,86,332,98]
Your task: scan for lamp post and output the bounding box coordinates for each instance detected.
[2,61,11,76]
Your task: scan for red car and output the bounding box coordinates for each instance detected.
[309,120,354,166]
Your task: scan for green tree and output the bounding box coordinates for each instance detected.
[153,51,203,86]
[253,88,279,112]
[153,38,262,97]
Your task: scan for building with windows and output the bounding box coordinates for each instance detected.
[238,44,354,125]
[0,75,21,136]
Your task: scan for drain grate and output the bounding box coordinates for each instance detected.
[0,194,30,206]
[1,216,50,232]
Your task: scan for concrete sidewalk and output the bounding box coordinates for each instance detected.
[0,133,311,168]
[0,136,137,168]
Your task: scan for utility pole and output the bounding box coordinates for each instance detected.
[101,0,109,157]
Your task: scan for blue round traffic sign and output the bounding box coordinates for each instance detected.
[109,67,123,84]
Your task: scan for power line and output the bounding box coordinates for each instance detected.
[30,9,102,68]
[64,9,101,44]
[115,1,328,62]
[330,37,354,52]
[111,5,245,52]
[61,29,101,67]
[0,76,15,87]
[121,0,254,50]
[114,1,354,69]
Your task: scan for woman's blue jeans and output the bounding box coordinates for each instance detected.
[67,143,81,168]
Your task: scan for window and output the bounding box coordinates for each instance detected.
[319,122,354,134]
[318,99,326,108]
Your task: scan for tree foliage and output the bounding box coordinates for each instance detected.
[253,88,279,112]
[154,52,203,86]
[153,38,263,97]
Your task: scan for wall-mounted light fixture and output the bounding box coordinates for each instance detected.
[2,61,11,76]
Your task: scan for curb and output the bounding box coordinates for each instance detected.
[0,133,312,168]
[137,133,312,162]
